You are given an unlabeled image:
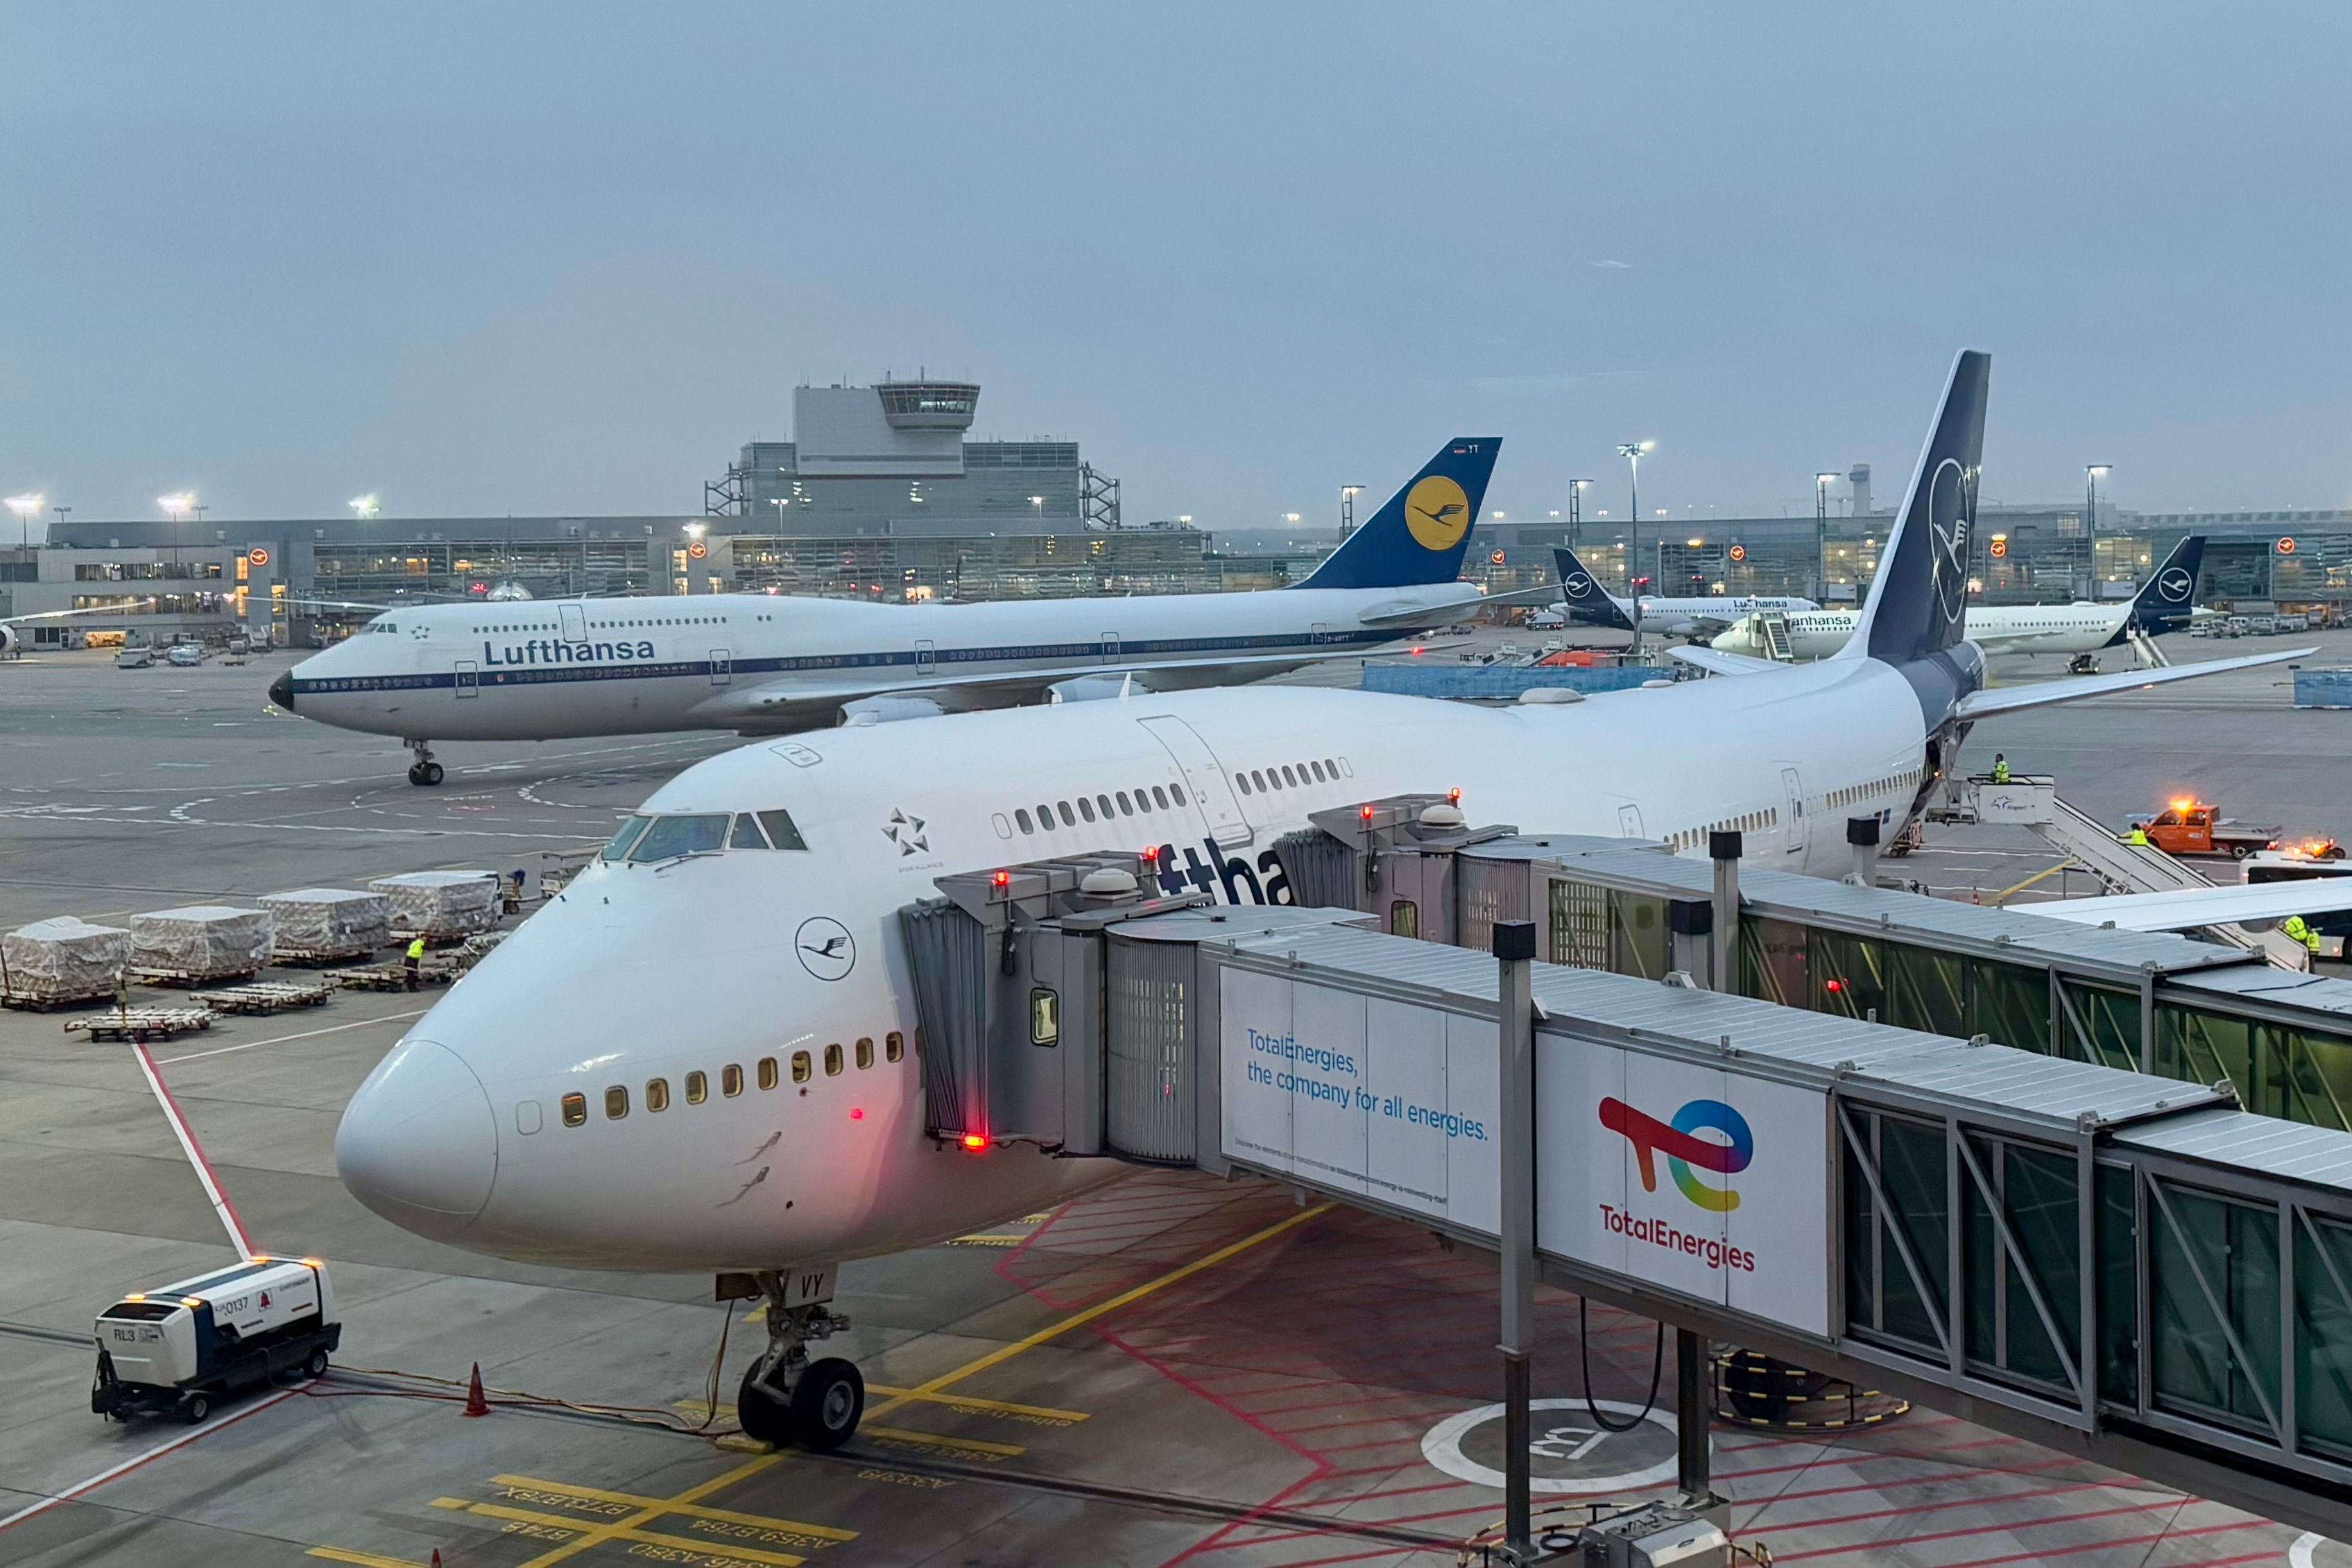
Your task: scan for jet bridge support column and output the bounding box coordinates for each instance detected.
[1709,830,1742,992]
[1494,919,1537,1564]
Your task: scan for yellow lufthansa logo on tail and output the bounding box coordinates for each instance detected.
[1404,476,1473,552]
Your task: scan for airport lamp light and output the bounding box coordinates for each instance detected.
[1617,443,1653,656]
[5,492,41,549]
[349,494,380,519]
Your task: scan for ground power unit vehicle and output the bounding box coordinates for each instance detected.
[92,1256,339,1423]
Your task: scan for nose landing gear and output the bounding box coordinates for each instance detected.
[735,1266,862,1451]
[404,739,445,787]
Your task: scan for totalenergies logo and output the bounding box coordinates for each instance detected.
[1599,1096,1753,1214]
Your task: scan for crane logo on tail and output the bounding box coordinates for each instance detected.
[2156,567,2194,603]
[1599,1096,1753,1214]
[1405,476,1473,552]
[1926,458,1973,628]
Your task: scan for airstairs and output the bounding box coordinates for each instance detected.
[2124,624,2172,668]
[1755,609,1794,661]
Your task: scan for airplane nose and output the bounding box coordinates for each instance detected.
[336,1037,498,1240]
[268,671,294,709]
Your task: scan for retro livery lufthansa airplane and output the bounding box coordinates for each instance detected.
[334,352,2308,1454]
[271,440,1532,785]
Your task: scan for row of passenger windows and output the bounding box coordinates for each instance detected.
[1233,756,1350,795]
[1015,783,1186,836]
[1667,808,1780,853]
[558,1033,904,1125]
[1828,769,1923,811]
[601,809,809,863]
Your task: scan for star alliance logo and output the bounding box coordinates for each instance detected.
[883,808,929,856]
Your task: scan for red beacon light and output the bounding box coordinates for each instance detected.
[849,1107,866,1121]
[961,1133,988,1152]
[1448,787,1462,804]
[993,870,1011,889]
[1361,804,1376,821]
[1141,845,1160,862]
[1824,978,1846,994]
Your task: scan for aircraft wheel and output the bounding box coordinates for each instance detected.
[737,1363,793,1446]
[406,764,427,786]
[420,762,445,786]
[790,1358,864,1452]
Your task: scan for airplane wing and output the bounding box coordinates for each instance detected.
[703,646,1400,732]
[1665,646,1781,677]
[4,598,160,623]
[1350,583,1561,630]
[1952,648,2312,720]
[2025,881,2352,933]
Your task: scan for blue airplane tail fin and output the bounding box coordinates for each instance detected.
[1839,350,1991,666]
[1296,438,1501,590]
[2129,534,2206,631]
[1552,545,1635,631]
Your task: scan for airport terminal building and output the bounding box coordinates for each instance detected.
[6,388,2349,645]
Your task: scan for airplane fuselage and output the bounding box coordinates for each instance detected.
[279,585,1482,743]
[1717,602,2139,660]
[335,668,1937,1275]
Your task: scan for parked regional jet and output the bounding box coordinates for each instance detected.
[334,352,2307,1455]
[1551,544,1818,639]
[1708,535,2210,664]
[270,439,1545,785]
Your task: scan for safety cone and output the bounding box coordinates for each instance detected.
[461,1363,489,1418]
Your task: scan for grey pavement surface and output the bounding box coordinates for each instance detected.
[0,639,2338,1567]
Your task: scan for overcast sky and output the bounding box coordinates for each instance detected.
[5,3,2350,535]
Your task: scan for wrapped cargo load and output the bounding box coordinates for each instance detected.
[370,870,500,940]
[130,906,276,982]
[2,917,132,1003]
[260,888,393,960]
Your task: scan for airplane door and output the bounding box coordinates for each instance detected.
[1617,803,1643,838]
[455,660,479,699]
[916,639,936,677]
[559,604,586,642]
[710,649,732,687]
[1101,632,1119,664]
[1781,767,1808,856]
[1138,715,1253,847]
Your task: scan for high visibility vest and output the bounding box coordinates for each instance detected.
[1991,762,2011,784]
[406,938,426,961]
[2127,828,2149,846]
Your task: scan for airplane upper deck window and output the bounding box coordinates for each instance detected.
[629,814,729,861]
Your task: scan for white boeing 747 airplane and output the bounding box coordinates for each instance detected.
[271,440,1543,785]
[334,352,2308,1454]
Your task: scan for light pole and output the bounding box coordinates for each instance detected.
[157,493,192,572]
[1567,479,1593,549]
[1617,442,1653,657]
[1814,473,1837,601]
[1029,495,1044,526]
[51,503,69,542]
[683,520,708,596]
[2085,465,2110,601]
[770,497,788,530]
[5,493,41,550]
[1340,485,1363,539]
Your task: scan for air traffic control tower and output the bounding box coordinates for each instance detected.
[708,379,1121,535]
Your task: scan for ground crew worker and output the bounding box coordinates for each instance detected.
[404,934,426,991]
[2285,915,2324,959]
[2127,823,2150,847]
[1991,753,2011,784]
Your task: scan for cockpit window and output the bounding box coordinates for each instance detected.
[757,809,808,851]
[730,813,769,850]
[601,816,652,862]
[628,813,730,861]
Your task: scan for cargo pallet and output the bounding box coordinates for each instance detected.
[272,945,386,968]
[132,967,262,990]
[3,988,126,1013]
[69,1007,215,1043]
[194,981,335,1015]
[333,960,461,992]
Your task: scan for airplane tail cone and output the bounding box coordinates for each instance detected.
[463,1363,489,1418]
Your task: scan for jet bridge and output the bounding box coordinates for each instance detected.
[898,847,2352,1542]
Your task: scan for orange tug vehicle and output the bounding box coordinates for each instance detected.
[2124,798,2328,861]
